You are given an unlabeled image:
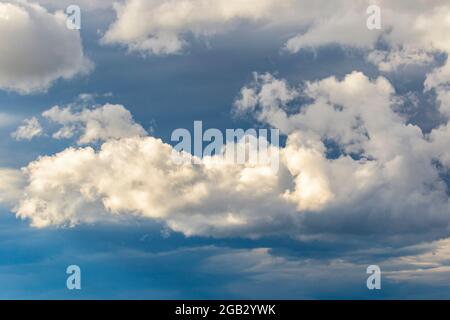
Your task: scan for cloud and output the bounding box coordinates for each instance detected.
[282,1,450,101]
[12,134,292,236]
[0,1,92,93]
[99,1,449,62]
[35,0,116,11]
[2,0,450,244]
[202,239,450,298]
[96,0,450,135]
[100,0,450,114]
[366,49,435,73]
[284,3,380,53]
[101,0,294,55]
[284,1,450,54]
[11,117,43,141]
[2,69,450,244]
[203,247,365,298]
[42,103,147,144]
[234,71,450,240]
[384,240,450,282]
[0,169,25,206]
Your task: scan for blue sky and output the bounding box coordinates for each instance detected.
[1,0,450,299]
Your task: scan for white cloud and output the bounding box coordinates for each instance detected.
[100,0,450,114]
[11,117,43,141]
[284,4,380,53]
[234,71,450,238]
[0,168,25,205]
[2,70,450,242]
[366,49,434,73]
[101,0,294,55]
[281,0,450,105]
[284,1,450,54]
[11,134,290,235]
[0,1,448,294]
[42,103,147,144]
[100,1,449,60]
[1,0,450,243]
[0,1,92,93]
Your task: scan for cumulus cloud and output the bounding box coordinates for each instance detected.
[11,117,43,141]
[1,1,450,243]
[284,1,450,54]
[13,135,292,236]
[0,1,92,93]
[67,0,450,127]
[42,103,147,144]
[233,71,450,239]
[101,0,295,55]
[99,0,384,56]
[99,0,450,120]
[99,0,449,65]
[0,70,449,243]
[282,0,450,108]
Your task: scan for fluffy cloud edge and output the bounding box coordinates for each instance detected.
[0,1,93,94]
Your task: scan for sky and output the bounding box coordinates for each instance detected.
[1,0,450,299]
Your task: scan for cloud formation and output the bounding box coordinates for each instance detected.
[99,0,449,69]
[1,69,450,244]
[11,117,43,141]
[13,134,291,236]
[98,0,450,119]
[102,0,294,55]
[41,104,147,144]
[235,72,450,239]
[202,237,450,298]
[2,1,450,247]
[0,1,92,93]
[283,0,450,113]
